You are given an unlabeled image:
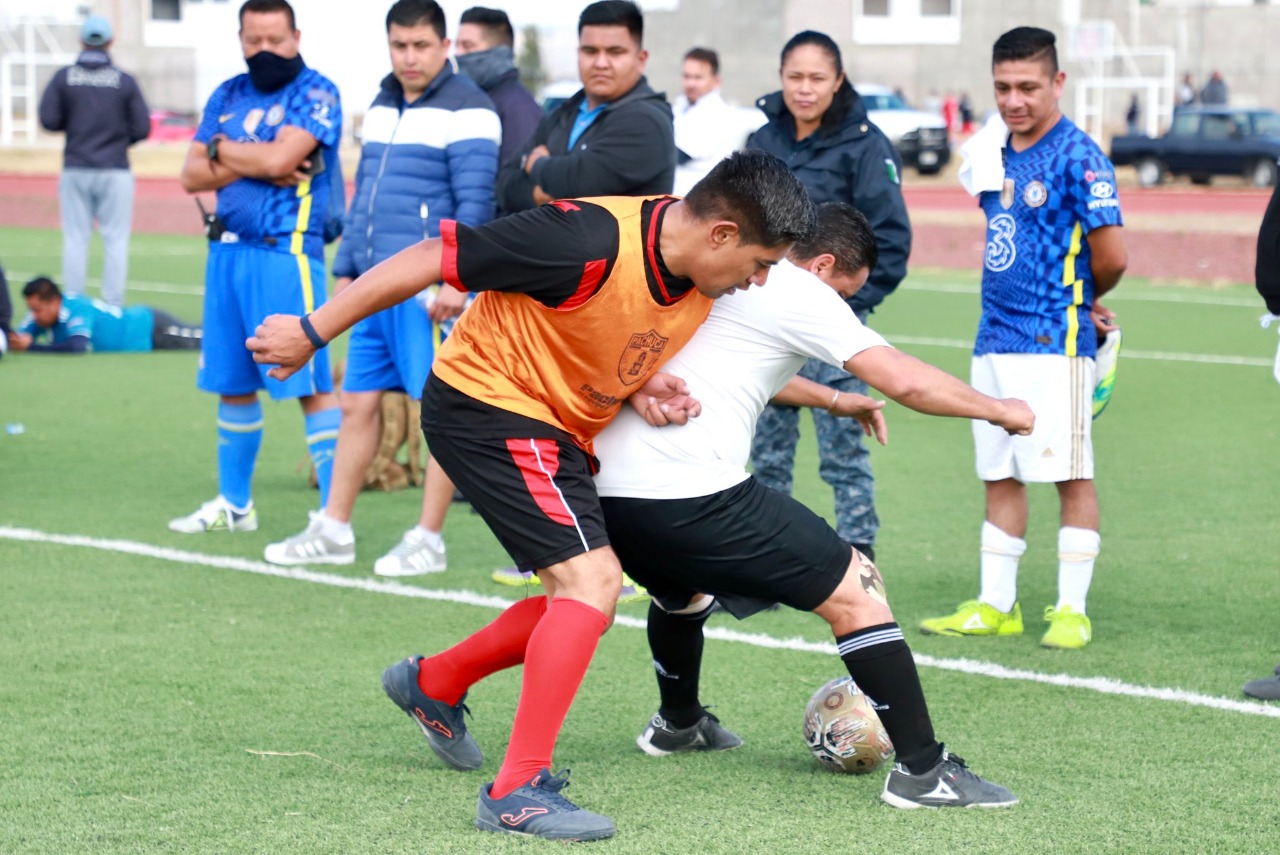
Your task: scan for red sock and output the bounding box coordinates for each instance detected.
[490,598,608,798]
[418,596,549,705]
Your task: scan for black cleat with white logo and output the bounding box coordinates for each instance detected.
[880,746,1018,809]
[381,655,483,771]
[636,710,743,756]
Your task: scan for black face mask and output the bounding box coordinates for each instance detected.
[246,50,304,93]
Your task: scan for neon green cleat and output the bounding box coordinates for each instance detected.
[491,566,541,587]
[1040,605,1092,649]
[1092,328,1121,419]
[618,574,650,604]
[919,600,1023,637]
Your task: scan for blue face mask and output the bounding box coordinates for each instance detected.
[246,50,304,92]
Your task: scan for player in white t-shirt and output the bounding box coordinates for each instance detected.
[594,202,1034,810]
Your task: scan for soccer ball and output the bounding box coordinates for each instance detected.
[803,676,894,774]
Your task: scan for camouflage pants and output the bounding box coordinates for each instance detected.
[749,357,878,546]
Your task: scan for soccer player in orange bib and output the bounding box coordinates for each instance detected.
[247,150,815,841]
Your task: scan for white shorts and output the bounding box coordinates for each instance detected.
[971,353,1095,483]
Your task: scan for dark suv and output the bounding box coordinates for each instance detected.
[1110,106,1280,187]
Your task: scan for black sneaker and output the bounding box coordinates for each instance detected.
[381,655,483,771]
[635,710,743,757]
[1243,664,1280,701]
[880,747,1018,809]
[475,768,615,841]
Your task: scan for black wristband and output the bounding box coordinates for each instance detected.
[299,314,327,348]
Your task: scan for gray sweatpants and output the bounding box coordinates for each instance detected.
[59,168,134,307]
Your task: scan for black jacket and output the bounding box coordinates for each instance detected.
[38,51,150,170]
[1257,181,1280,315]
[498,76,674,214]
[748,83,911,314]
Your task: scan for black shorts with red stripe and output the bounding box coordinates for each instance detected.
[600,477,853,619]
[423,373,610,570]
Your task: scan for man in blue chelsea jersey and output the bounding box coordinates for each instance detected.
[920,27,1127,650]
[170,0,343,535]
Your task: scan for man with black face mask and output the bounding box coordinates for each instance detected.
[171,0,344,537]
[455,8,543,178]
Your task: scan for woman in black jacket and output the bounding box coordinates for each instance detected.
[747,30,912,562]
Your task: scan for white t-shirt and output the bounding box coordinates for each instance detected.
[672,89,761,196]
[593,259,890,500]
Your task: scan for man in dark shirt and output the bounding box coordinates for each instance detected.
[38,15,150,307]
[496,0,675,212]
[455,7,544,173]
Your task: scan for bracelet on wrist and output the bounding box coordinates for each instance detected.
[826,389,841,413]
[299,314,327,348]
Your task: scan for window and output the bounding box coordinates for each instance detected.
[1169,112,1199,137]
[151,0,181,20]
[854,0,961,45]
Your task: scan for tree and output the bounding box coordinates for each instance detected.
[517,24,545,95]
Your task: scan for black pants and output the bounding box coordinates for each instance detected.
[151,309,202,350]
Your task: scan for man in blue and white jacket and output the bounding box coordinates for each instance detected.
[265,0,500,575]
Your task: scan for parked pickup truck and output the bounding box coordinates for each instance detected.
[1110,106,1280,188]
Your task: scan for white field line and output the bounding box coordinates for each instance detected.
[8,269,203,297]
[887,335,1272,367]
[3,525,1278,721]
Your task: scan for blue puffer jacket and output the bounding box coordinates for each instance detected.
[334,65,500,279]
[749,83,911,314]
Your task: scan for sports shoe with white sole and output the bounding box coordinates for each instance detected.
[491,566,540,587]
[1092,328,1122,419]
[381,655,482,771]
[881,747,1018,809]
[1040,605,1092,649]
[636,711,743,756]
[374,528,446,576]
[919,600,1023,637]
[475,768,615,841]
[168,496,258,534]
[263,512,354,566]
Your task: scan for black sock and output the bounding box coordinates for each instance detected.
[836,622,941,774]
[646,600,709,728]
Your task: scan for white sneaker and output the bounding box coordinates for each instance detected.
[264,512,355,566]
[374,528,446,576]
[168,496,258,534]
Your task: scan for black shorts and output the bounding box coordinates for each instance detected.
[423,375,609,570]
[599,477,853,619]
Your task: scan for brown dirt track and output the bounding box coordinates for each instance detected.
[0,144,1271,285]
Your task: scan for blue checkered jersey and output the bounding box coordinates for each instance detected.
[20,295,153,352]
[976,116,1123,358]
[194,67,342,260]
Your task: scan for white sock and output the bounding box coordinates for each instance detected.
[412,526,444,550]
[1056,526,1100,614]
[316,511,354,544]
[978,521,1025,613]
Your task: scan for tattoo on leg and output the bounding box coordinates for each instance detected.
[857,551,888,607]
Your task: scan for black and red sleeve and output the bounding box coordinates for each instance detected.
[440,200,619,309]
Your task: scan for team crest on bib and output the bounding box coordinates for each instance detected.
[1023,181,1048,207]
[265,104,286,126]
[618,329,669,386]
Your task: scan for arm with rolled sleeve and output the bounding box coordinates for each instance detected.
[847,138,911,314]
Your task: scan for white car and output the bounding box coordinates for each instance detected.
[856,83,951,174]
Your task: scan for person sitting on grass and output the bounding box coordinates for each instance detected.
[7,276,202,354]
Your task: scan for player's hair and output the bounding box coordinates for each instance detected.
[684,47,719,75]
[578,0,643,44]
[779,31,854,135]
[992,26,1059,74]
[684,150,816,248]
[459,7,515,47]
[239,0,296,31]
[789,203,878,278]
[386,0,446,38]
[22,276,62,301]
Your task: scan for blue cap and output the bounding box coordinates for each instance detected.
[81,15,113,47]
